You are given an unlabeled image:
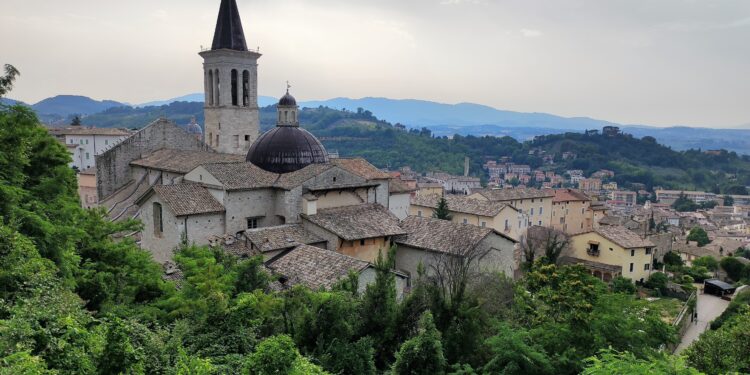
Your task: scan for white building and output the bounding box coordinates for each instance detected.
[50,127,131,171]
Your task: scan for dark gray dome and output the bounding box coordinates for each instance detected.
[279,92,297,106]
[185,121,202,135]
[246,126,328,174]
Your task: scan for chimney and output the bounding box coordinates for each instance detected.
[464,156,469,177]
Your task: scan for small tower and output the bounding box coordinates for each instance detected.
[277,82,299,126]
[200,0,261,155]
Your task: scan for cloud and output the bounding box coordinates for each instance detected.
[520,28,542,38]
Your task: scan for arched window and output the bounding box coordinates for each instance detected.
[231,69,238,106]
[153,202,163,237]
[207,70,214,106]
[292,110,296,122]
[284,110,288,122]
[242,70,249,106]
[208,132,212,146]
[215,69,220,105]
[278,110,282,122]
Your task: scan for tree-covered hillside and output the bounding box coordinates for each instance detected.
[71,101,750,191]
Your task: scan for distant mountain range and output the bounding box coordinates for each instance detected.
[6,93,749,154]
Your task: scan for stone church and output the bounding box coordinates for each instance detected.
[95,0,518,289]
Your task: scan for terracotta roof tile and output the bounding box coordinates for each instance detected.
[151,184,225,216]
[390,179,417,194]
[303,203,405,241]
[552,189,590,203]
[396,216,512,255]
[411,194,511,217]
[267,244,370,290]
[244,224,324,253]
[201,162,279,190]
[49,127,132,136]
[473,187,554,201]
[592,225,654,249]
[131,149,243,174]
[331,158,391,180]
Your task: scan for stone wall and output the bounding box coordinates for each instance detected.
[96,119,212,200]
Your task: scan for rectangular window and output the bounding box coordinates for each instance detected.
[417,210,422,217]
[462,218,468,224]
[644,264,650,271]
[80,139,84,144]
[645,248,652,255]
[244,135,250,141]
[504,219,509,230]
[629,263,634,272]
[247,217,259,229]
[587,243,600,256]
[86,139,89,144]
[85,152,90,160]
[360,239,366,246]
[208,133,213,146]
[69,139,73,144]
[153,203,163,237]
[538,220,542,226]
[530,208,534,215]
[481,221,486,227]
[215,134,219,147]
[539,207,543,215]
[105,139,108,145]
[631,249,635,257]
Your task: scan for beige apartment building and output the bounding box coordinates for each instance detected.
[550,189,593,234]
[410,194,528,241]
[468,188,554,228]
[568,225,655,283]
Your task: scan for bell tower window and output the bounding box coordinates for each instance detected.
[242,70,249,106]
[207,70,214,106]
[231,69,238,106]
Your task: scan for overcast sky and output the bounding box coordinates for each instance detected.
[2,0,749,127]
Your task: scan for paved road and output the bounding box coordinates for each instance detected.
[674,290,730,354]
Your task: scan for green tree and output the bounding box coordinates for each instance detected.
[245,335,328,375]
[725,185,749,195]
[671,193,699,212]
[392,311,446,375]
[687,227,710,247]
[582,350,702,375]
[433,197,452,220]
[70,115,82,126]
[691,256,718,272]
[0,64,19,97]
[359,247,398,368]
[684,311,750,374]
[723,195,734,206]
[719,257,747,282]
[645,272,669,295]
[663,251,684,267]
[610,276,636,294]
[482,323,553,374]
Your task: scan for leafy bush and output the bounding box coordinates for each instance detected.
[611,277,637,294]
[645,272,669,295]
[720,257,748,282]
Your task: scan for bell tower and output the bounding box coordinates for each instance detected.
[200,0,261,155]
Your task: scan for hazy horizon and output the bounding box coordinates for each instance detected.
[2,0,749,128]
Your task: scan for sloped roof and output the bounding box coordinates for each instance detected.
[131,149,243,174]
[200,162,279,190]
[591,225,654,249]
[390,179,417,194]
[552,189,590,203]
[274,163,335,190]
[244,224,324,253]
[150,184,225,216]
[396,216,514,255]
[267,244,370,290]
[49,127,131,136]
[559,256,622,273]
[211,0,248,51]
[472,187,554,201]
[303,203,405,241]
[411,194,511,217]
[331,158,391,180]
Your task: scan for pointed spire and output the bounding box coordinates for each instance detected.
[211,0,248,51]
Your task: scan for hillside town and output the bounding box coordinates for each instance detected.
[3,0,750,374]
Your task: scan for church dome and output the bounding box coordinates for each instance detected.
[185,117,202,135]
[279,92,297,106]
[246,126,328,174]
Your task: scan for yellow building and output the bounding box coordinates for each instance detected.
[416,182,444,197]
[568,225,655,283]
[410,194,528,241]
[77,167,98,208]
[468,188,554,228]
[550,189,593,234]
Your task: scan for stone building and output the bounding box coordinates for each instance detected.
[550,189,593,234]
[77,167,98,208]
[395,216,518,279]
[49,126,131,171]
[568,225,655,283]
[201,0,261,154]
[410,194,528,241]
[468,187,554,228]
